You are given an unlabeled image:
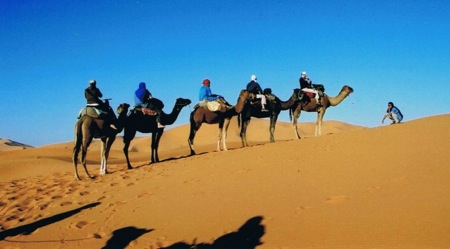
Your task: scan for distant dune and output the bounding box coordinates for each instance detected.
[1,115,449,249]
[0,138,33,151]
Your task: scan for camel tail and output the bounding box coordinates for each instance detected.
[73,119,83,148]
[237,113,241,128]
[289,108,293,121]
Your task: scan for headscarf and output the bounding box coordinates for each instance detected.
[135,82,147,101]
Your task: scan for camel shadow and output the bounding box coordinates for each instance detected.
[102,226,153,249]
[161,216,265,249]
[0,202,101,241]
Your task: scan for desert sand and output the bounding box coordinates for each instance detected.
[1,115,449,249]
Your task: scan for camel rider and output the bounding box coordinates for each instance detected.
[299,72,321,106]
[198,79,229,112]
[246,74,268,111]
[84,80,117,130]
[134,82,153,108]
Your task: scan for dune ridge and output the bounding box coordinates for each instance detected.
[0,115,449,249]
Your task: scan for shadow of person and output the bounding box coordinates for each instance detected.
[0,202,101,241]
[102,226,153,249]
[161,216,265,249]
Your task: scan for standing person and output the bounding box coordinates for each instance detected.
[84,79,117,129]
[246,74,268,111]
[134,82,153,108]
[382,102,403,124]
[299,71,321,106]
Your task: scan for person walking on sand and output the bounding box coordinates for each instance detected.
[382,102,403,124]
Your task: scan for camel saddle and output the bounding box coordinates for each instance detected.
[195,99,231,113]
[248,88,276,106]
[78,106,109,119]
[133,106,158,116]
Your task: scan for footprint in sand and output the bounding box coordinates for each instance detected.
[137,192,153,198]
[74,220,94,229]
[367,186,381,193]
[79,191,90,196]
[325,195,349,204]
[52,195,63,200]
[60,201,72,206]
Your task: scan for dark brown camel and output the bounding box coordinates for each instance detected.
[238,89,300,147]
[188,89,250,155]
[290,85,354,138]
[73,103,130,180]
[123,98,191,169]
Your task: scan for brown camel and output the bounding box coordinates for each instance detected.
[73,103,130,180]
[188,89,250,155]
[290,85,354,138]
[123,98,191,169]
[238,89,301,147]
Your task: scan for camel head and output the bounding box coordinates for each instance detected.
[238,89,250,101]
[342,85,354,95]
[293,88,302,100]
[117,103,130,114]
[175,98,192,107]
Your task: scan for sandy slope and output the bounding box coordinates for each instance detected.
[0,116,449,249]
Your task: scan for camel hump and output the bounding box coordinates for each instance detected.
[78,106,108,119]
[147,98,164,110]
[312,84,325,92]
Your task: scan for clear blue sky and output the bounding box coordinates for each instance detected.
[1,0,449,146]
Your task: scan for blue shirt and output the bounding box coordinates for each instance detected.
[199,86,217,101]
[391,107,403,121]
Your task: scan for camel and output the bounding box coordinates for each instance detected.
[238,89,301,147]
[123,98,191,169]
[73,103,130,180]
[290,85,354,138]
[188,89,250,155]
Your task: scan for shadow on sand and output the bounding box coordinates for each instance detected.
[0,202,101,241]
[161,216,265,249]
[102,226,153,249]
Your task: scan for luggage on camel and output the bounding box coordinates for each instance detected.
[196,97,232,113]
[77,98,118,130]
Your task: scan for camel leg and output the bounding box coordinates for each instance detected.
[151,128,164,163]
[73,143,82,180]
[217,121,224,152]
[73,122,83,180]
[222,118,231,151]
[293,110,302,139]
[81,146,93,179]
[188,120,201,156]
[104,136,115,174]
[269,115,278,143]
[123,128,136,169]
[315,109,326,136]
[81,126,94,179]
[240,119,250,147]
[100,138,106,175]
[100,136,115,175]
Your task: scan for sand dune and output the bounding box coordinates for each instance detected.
[0,139,33,151]
[0,115,449,248]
